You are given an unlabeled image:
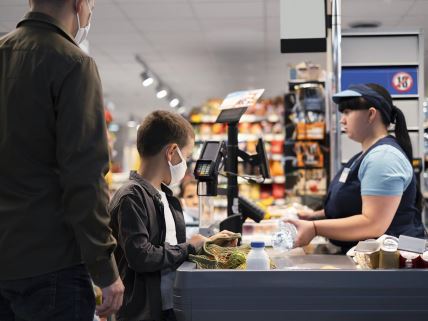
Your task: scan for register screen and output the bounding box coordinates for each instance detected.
[201,142,219,161]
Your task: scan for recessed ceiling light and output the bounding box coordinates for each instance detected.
[141,72,154,87]
[156,87,168,99]
[177,107,187,114]
[169,98,180,108]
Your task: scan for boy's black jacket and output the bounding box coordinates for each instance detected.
[109,171,195,321]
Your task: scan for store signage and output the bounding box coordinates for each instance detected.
[220,89,265,109]
[342,67,418,96]
[280,0,327,53]
[391,72,413,93]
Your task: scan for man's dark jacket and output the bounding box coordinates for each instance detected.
[0,12,118,287]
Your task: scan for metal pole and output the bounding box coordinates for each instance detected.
[226,122,239,217]
[330,0,342,178]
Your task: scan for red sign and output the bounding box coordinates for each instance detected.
[392,72,414,93]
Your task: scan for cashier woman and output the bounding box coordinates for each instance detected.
[288,83,426,253]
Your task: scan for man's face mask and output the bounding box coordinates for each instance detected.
[75,0,92,45]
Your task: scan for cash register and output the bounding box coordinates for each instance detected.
[193,105,270,235]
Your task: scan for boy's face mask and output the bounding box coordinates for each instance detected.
[184,207,199,219]
[168,147,187,187]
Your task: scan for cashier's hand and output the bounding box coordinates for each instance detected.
[283,219,316,248]
[297,208,316,220]
[208,230,239,247]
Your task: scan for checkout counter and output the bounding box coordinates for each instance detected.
[182,93,428,321]
[174,251,428,321]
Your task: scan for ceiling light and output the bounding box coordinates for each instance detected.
[142,78,154,87]
[127,120,137,128]
[156,87,168,99]
[169,98,180,108]
[141,72,154,87]
[177,106,187,114]
[127,115,137,128]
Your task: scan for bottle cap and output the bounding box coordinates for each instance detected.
[251,241,265,248]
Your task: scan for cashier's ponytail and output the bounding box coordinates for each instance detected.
[366,83,422,212]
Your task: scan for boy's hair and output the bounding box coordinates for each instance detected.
[137,110,195,157]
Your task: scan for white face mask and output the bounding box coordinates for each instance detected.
[168,147,187,187]
[184,207,199,220]
[75,0,92,45]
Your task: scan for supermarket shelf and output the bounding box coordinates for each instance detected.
[294,165,325,169]
[288,79,325,85]
[191,154,283,163]
[218,175,286,185]
[293,137,326,141]
[195,133,284,143]
[211,198,287,208]
[262,176,286,184]
[191,114,281,124]
[296,191,326,197]
[238,176,285,185]
[272,199,286,206]
[269,154,283,161]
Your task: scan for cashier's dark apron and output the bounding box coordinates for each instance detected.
[324,135,425,253]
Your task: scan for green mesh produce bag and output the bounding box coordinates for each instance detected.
[189,233,275,269]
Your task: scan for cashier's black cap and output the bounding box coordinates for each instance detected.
[333,84,398,124]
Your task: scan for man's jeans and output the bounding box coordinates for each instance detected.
[0,264,96,321]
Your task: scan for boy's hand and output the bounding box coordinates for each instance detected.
[188,234,207,252]
[208,230,239,247]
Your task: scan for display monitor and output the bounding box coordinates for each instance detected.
[216,107,247,124]
[201,142,221,161]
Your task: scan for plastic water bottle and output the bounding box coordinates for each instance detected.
[246,242,270,270]
[271,222,297,252]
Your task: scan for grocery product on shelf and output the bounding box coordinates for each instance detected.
[284,72,328,205]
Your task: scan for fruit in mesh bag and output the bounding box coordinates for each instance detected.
[93,285,103,305]
[228,251,247,268]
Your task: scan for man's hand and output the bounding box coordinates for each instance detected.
[96,277,125,318]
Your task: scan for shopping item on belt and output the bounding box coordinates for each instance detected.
[189,233,275,269]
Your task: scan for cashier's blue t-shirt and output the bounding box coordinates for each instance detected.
[357,145,413,196]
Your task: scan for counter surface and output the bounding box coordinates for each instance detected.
[174,254,428,321]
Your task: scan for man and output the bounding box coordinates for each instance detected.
[0,0,124,320]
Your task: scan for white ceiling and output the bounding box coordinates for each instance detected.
[1,0,428,123]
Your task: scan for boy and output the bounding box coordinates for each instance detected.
[109,111,233,321]
[179,179,200,239]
